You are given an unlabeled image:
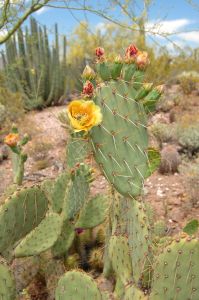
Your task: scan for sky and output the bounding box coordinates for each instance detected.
[30,0,199,50]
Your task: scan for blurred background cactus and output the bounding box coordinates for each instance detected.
[1,18,68,110]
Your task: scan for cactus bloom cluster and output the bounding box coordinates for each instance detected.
[67,100,102,132]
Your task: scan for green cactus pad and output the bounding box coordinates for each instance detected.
[109,235,132,285]
[14,213,63,257]
[65,169,90,220]
[145,148,161,178]
[66,132,90,169]
[142,88,162,113]
[150,237,199,300]
[52,221,75,258]
[51,172,69,214]
[111,193,129,235]
[75,194,108,229]
[55,270,102,300]
[127,200,153,285]
[0,257,16,299]
[0,185,48,253]
[124,285,147,300]
[153,220,167,238]
[90,79,149,197]
[183,219,199,235]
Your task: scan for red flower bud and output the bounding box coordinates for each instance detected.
[82,81,94,97]
[95,47,105,58]
[125,44,138,58]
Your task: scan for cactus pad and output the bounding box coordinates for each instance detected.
[0,257,16,299]
[109,235,132,285]
[51,172,69,214]
[75,194,108,229]
[90,79,149,197]
[55,270,102,300]
[65,167,90,220]
[14,213,62,257]
[0,185,48,253]
[124,285,148,300]
[127,200,153,285]
[66,132,90,169]
[52,221,75,257]
[150,237,199,300]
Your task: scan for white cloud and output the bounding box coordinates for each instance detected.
[35,6,49,15]
[178,32,199,43]
[95,22,108,34]
[146,19,192,36]
[0,29,8,38]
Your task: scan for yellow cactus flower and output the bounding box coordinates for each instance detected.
[4,133,19,147]
[67,100,102,132]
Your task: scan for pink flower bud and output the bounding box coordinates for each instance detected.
[82,81,94,97]
[135,51,150,69]
[125,44,138,58]
[82,65,96,80]
[95,47,105,58]
[155,85,164,94]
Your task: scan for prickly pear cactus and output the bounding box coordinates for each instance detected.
[66,131,90,169]
[124,285,148,300]
[14,213,63,257]
[0,185,48,253]
[127,199,153,286]
[150,236,199,300]
[108,235,132,285]
[75,194,108,229]
[55,270,102,300]
[88,46,162,198]
[52,220,75,258]
[0,257,16,299]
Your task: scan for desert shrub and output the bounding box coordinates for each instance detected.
[178,126,199,156]
[176,114,199,156]
[0,73,24,128]
[150,123,177,147]
[159,145,181,174]
[177,71,199,95]
[0,103,6,124]
[180,162,199,207]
